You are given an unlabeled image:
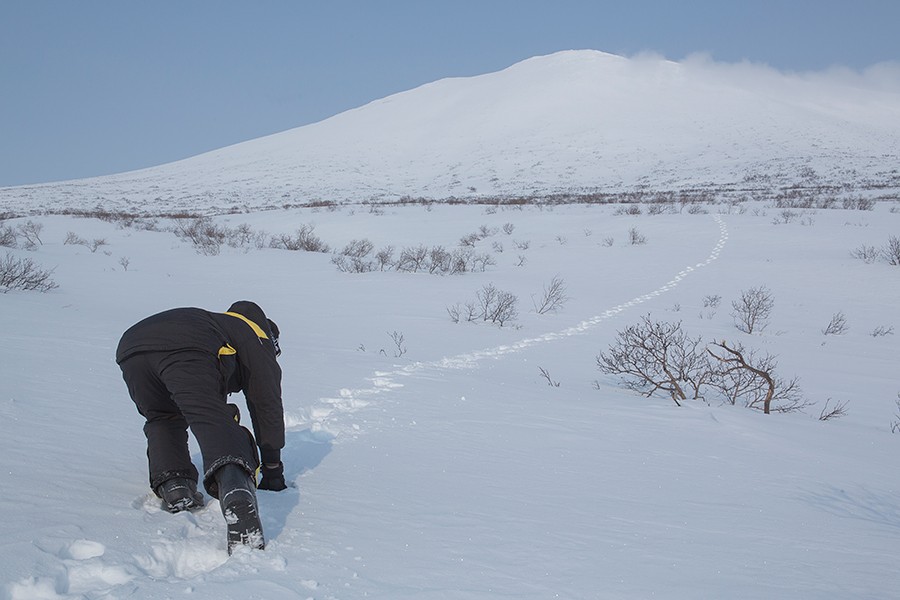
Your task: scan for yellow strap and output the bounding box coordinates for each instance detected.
[223,312,269,339]
[218,343,237,357]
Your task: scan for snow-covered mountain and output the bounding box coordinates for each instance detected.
[4,50,900,214]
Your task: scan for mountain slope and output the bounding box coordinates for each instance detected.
[3,50,900,214]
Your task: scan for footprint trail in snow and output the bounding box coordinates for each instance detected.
[301,214,729,439]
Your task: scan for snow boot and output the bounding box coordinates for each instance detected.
[156,477,205,513]
[215,463,265,554]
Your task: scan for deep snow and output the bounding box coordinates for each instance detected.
[2,200,899,599]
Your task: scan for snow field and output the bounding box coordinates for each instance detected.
[1,201,899,598]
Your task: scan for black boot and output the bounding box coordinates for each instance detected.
[156,477,205,513]
[215,464,265,554]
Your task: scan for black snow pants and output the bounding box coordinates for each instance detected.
[119,349,259,498]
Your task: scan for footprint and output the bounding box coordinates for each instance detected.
[63,539,105,560]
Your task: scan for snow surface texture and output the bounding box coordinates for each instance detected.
[2,50,900,214]
[2,201,899,599]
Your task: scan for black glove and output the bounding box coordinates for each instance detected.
[258,462,287,491]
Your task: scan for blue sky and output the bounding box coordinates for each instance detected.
[1,0,898,187]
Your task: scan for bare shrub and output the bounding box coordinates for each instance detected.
[822,312,848,335]
[87,238,108,253]
[119,256,131,271]
[515,254,527,267]
[707,341,805,414]
[850,245,879,263]
[686,204,709,215]
[270,224,330,253]
[63,232,107,253]
[597,316,709,406]
[843,196,875,211]
[449,286,517,326]
[16,220,44,249]
[479,225,498,238]
[0,252,58,292]
[332,239,376,273]
[538,366,560,387]
[773,209,798,225]
[701,294,722,319]
[226,223,268,250]
[477,283,519,326]
[883,235,900,266]
[174,217,227,255]
[731,286,774,334]
[818,398,848,421]
[375,246,394,271]
[502,223,515,235]
[892,396,900,434]
[387,330,407,358]
[703,295,721,308]
[64,231,86,246]
[427,246,451,274]
[472,253,496,272]
[459,233,480,248]
[871,325,894,337]
[532,275,569,315]
[602,237,614,247]
[611,205,641,216]
[513,239,530,250]
[395,245,429,273]
[597,318,807,413]
[0,224,18,248]
[628,227,647,245]
[446,301,479,323]
[447,304,462,323]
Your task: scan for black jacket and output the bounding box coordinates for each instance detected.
[116,302,284,460]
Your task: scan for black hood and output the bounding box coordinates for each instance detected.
[227,300,277,340]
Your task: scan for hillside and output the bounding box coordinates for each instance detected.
[2,50,899,216]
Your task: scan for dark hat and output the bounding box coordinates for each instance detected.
[227,300,281,356]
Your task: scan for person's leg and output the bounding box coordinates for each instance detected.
[120,352,199,491]
[216,463,265,553]
[156,351,259,498]
[157,351,265,551]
